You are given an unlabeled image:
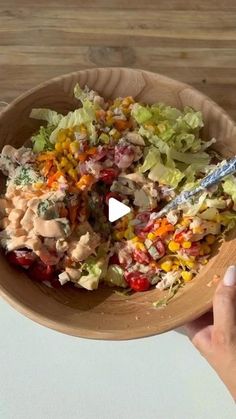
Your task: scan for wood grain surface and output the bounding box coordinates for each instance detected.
[0,0,236,120]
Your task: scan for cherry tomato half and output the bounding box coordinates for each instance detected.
[99,168,119,185]
[125,271,150,292]
[6,250,36,268]
[28,261,56,283]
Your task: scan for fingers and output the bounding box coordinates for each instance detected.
[185,311,213,355]
[185,311,213,340]
[213,266,236,344]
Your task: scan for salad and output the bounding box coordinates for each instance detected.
[0,84,236,299]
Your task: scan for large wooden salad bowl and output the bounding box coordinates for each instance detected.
[0,68,236,340]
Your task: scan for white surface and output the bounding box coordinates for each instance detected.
[108,197,130,222]
[0,298,235,419]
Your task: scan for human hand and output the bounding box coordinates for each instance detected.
[185,266,236,400]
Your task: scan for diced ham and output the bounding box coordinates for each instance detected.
[114,145,135,169]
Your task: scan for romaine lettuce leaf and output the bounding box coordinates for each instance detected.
[148,161,184,188]
[104,264,127,288]
[222,176,236,204]
[30,108,63,126]
[49,100,97,143]
[180,192,208,216]
[79,244,109,290]
[131,104,152,124]
[31,125,55,153]
[220,211,236,232]
[180,108,204,130]
[139,147,160,173]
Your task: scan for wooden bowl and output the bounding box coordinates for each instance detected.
[0,68,236,340]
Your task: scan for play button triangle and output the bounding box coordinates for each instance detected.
[108,198,131,222]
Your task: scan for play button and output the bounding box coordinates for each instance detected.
[108,198,131,222]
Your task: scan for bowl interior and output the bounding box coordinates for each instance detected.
[0,67,236,340]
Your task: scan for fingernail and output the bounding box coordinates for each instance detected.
[223,266,236,286]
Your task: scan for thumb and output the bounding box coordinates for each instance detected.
[213,265,236,344]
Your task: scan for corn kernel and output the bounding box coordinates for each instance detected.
[181,219,190,227]
[147,232,156,241]
[60,157,69,167]
[124,227,134,240]
[57,131,67,143]
[69,141,79,154]
[185,260,195,269]
[168,241,180,252]
[55,142,63,152]
[62,141,70,150]
[206,235,216,245]
[182,241,192,249]
[161,261,173,272]
[181,271,193,282]
[114,231,124,240]
[136,242,146,251]
[68,168,78,180]
[172,264,179,271]
[66,153,73,161]
[131,237,139,243]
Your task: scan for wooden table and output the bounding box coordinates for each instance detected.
[1,0,236,120]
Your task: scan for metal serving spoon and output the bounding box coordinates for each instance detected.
[151,157,236,219]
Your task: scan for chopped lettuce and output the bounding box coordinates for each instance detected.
[148,161,184,188]
[220,211,236,232]
[74,83,90,103]
[80,246,109,290]
[30,108,63,126]
[131,104,152,124]
[199,207,219,221]
[222,176,236,204]
[180,192,208,216]
[180,109,204,130]
[31,125,55,153]
[49,100,97,143]
[104,264,127,288]
[139,147,160,173]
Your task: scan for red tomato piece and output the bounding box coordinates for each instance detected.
[174,230,188,243]
[109,254,120,265]
[6,250,36,268]
[28,261,55,282]
[183,242,200,256]
[133,249,150,265]
[99,168,119,185]
[142,220,155,233]
[154,240,166,259]
[134,227,147,240]
[136,212,151,224]
[125,272,150,292]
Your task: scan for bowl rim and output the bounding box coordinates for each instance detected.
[0,67,234,339]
